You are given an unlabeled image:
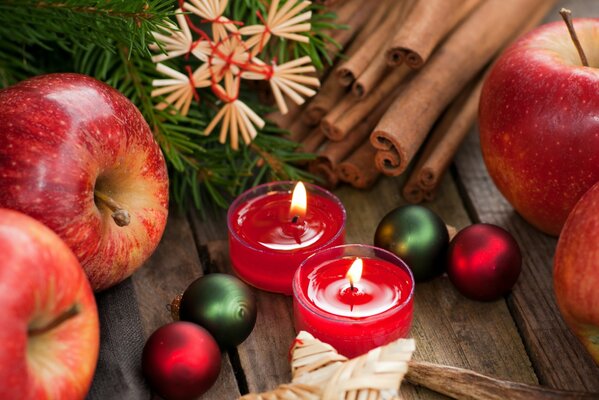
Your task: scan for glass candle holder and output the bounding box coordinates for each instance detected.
[228,181,346,295]
[293,244,414,358]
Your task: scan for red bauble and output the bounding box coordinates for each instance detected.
[447,224,521,301]
[142,322,221,400]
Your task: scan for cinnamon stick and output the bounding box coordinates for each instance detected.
[288,117,314,143]
[298,127,327,154]
[310,161,339,189]
[302,73,348,126]
[411,1,556,193]
[352,0,416,97]
[324,0,376,62]
[267,102,303,130]
[371,0,555,176]
[337,140,380,189]
[303,0,389,125]
[314,0,346,6]
[320,94,360,140]
[423,189,436,203]
[335,0,407,86]
[310,121,370,182]
[405,78,481,197]
[310,93,394,186]
[385,0,483,68]
[326,65,412,140]
[407,361,599,400]
[402,167,425,204]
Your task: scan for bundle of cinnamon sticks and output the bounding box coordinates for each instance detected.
[269,0,557,199]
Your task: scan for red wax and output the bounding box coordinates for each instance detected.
[293,247,414,358]
[228,182,345,294]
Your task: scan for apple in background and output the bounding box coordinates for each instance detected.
[0,73,169,291]
[554,182,599,364]
[479,18,599,235]
[0,208,99,399]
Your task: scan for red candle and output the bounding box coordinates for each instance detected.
[293,244,414,358]
[228,181,346,295]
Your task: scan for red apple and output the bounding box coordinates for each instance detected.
[0,73,169,291]
[554,181,599,364]
[0,208,99,399]
[479,18,599,235]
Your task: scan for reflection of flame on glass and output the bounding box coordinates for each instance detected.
[290,181,307,223]
[346,258,363,291]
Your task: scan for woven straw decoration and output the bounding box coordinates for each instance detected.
[241,384,321,400]
[242,56,320,114]
[240,331,416,400]
[151,63,211,116]
[182,0,238,42]
[205,74,265,150]
[149,10,211,62]
[150,0,318,149]
[239,0,312,54]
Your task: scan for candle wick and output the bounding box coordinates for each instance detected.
[350,282,355,292]
[291,215,299,224]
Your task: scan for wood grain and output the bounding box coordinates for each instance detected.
[131,210,240,399]
[196,175,539,399]
[454,125,599,392]
[335,177,538,400]
[203,241,296,394]
[407,361,598,400]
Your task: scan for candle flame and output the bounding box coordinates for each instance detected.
[346,258,363,287]
[290,181,307,222]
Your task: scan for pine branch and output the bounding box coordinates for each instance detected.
[0,0,174,55]
[0,0,343,211]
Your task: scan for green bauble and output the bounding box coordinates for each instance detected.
[180,273,257,348]
[374,205,449,282]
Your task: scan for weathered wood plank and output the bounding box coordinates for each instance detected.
[203,240,295,395]
[199,174,538,399]
[335,176,538,399]
[131,210,241,399]
[454,123,599,391]
[188,205,229,244]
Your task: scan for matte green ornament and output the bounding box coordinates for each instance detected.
[180,273,257,348]
[374,205,449,282]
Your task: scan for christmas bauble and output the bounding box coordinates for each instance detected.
[180,273,257,348]
[142,322,221,400]
[447,223,521,301]
[374,205,449,281]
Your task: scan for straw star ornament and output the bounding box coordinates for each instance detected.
[240,331,416,400]
[150,0,320,150]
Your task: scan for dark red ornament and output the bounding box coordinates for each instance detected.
[142,322,221,400]
[447,223,521,301]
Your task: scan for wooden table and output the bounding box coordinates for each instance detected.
[130,2,599,398]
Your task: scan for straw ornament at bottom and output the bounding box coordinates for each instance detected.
[240,331,416,400]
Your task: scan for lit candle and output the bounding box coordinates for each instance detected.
[228,181,346,295]
[293,244,414,358]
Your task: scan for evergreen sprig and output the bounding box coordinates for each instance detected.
[0,0,339,211]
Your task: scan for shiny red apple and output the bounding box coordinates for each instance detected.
[0,73,169,291]
[0,208,99,399]
[554,181,599,364]
[479,18,599,235]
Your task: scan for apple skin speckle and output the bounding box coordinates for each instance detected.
[0,73,169,291]
[479,19,599,236]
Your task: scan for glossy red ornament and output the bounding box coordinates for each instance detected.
[447,224,521,301]
[142,322,221,400]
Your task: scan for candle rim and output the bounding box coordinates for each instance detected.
[292,244,415,322]
[227,180,347,255]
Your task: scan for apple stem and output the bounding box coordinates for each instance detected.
[28,304,81,337]
[94,190,131,227]
[559,8,589,67]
